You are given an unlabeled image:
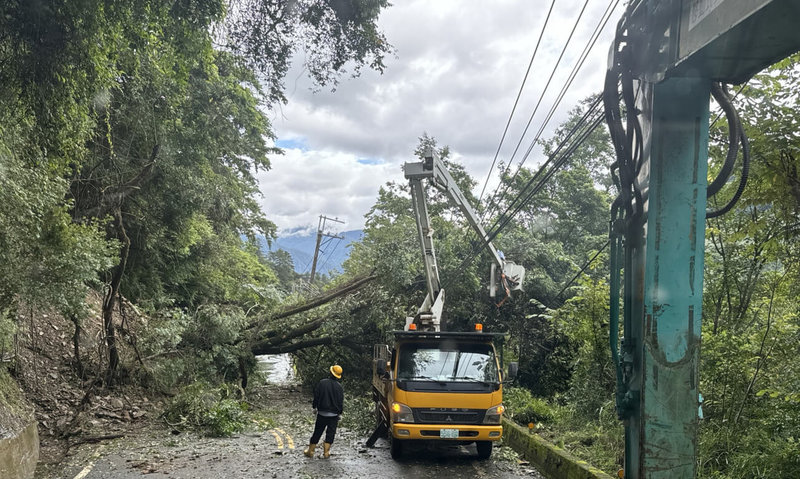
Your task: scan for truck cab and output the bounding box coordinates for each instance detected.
[373,330,518,459]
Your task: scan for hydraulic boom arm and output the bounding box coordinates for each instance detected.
[403,147,525,332]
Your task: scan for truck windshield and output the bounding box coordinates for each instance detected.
[397,342,498,383]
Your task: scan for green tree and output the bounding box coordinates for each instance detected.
[698,54,800,478]
[0,0,394,386]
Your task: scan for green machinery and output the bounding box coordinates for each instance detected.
[603,1,800,477]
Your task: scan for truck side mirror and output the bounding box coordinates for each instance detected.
[507,362,519,381]
[374,358,389,379]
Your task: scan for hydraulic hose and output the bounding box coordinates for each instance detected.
[707,83,741,198]
[706,125,751,218]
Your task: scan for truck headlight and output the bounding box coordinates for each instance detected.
[484,404,505,424]
[391,402,414,423]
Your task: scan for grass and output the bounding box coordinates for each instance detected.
[503,387,623,476]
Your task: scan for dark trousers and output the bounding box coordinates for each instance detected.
[309,414,339,444]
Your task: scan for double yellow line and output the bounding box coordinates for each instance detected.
[268,428,295,450]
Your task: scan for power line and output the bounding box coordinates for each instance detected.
[437,0,622,291]
[478,0,557,203]
[482,0,621,223]
[488,111,606,241]
[441,101,607,290]
[317,236,344,276]
[480,0,593,222]
[487,97,605,237]
[556,238,611,299]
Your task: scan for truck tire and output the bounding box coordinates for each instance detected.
[389,435,404,459]
[476,441,492,460]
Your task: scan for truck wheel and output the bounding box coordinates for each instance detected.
[389,435,404,459]
[476,441,492,460]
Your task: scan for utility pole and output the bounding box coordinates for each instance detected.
[309,215,344,283]
[605,1,800,477]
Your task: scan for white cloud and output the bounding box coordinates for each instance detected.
[258,148,402,233]
[258,0,623,233]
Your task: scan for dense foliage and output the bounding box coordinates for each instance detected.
[0,0,392,387]
[697,55,800,478]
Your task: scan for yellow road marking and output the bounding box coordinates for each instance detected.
[268,429,284,449]
[274,428,294,449]
[72,445,105,479]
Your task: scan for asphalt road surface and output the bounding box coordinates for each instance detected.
[37,357,544,479]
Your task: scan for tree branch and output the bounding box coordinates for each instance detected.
[243,273,376,337]
[271,274,377,321]
[250,316,325,351]
[251,335,369,355]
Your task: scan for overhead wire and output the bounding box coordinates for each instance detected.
[481,0,620,223]
[516,0,622,180]
[317,236,344,275]
[441,99,608,291]
[488,111,606,241]
[478,0,557,203]
[487,96,604,236]
[437,0,623,295]
[555,238,611,299]
[480,0,592,221]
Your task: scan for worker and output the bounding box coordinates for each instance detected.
[303,364,344,458]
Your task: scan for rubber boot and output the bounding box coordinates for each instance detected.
[323,442,332,458]
[303,443,316,457]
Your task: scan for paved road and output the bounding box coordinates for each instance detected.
[37,365,543,478]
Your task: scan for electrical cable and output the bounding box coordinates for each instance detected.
[481,0,621,223]
[478,0,557,203]
[317,237,344,275]
[431,0,622,298]
[709,84,748,129]
[490,97,604,231]
[487,101,606,238]
[440,104,607,291]
[481,0,592,220]
[489,113,606,239]
[515,0,622,182]
[480,99,600,238]
[555,238,611,299]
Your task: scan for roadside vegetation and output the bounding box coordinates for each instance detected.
[0,2,797,478]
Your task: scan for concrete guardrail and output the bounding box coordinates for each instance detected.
[0,420,39,479]
[502,417,615,479]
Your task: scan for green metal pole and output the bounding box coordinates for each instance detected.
[628,77,709,478]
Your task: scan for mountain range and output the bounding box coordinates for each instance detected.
[263,229,363,275]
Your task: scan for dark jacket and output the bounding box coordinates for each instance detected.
[312,377,344,415]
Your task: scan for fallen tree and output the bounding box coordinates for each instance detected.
[243,273,377,355]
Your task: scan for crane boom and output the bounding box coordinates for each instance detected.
[403,147,525,332]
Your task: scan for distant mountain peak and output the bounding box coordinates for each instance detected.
[262,229,363,275]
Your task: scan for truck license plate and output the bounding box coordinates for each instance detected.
[440,428,459,439]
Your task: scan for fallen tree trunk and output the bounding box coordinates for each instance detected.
[252,336,368,355]
[240,273,377,355]
[248,274,377,330]
[250,317,325,352]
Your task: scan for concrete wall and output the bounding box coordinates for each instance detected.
[0,420,39,479]
[502,418,614,479]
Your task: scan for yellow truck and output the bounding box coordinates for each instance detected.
[367,147,523,460]
[371,330,518,459]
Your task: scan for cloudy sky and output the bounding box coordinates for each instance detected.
[257,0,623,236]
